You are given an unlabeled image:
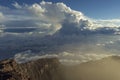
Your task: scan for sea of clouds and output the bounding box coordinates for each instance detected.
[0,1,120,64]
[14,50,116,64]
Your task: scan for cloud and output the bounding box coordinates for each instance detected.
[14,50,58,63]
[29,3,45,16]
[27,1,87,35]
[0,6,9,11]
[12,2,22,9]
[1,1,120,62]
[0,1,120,35]
[0,12,5,33]
[93,19,120,28]
[0,12,4,20]
[14,51,115,64]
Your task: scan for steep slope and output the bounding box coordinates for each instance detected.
[0,58,64,80]
[1,56,120,80]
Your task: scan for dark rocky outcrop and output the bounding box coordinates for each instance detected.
[0,58,64,80]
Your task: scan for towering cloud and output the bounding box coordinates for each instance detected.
[27,1,88,35]
[0,1,120,35]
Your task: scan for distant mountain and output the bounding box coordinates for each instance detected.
[1,56,120,80]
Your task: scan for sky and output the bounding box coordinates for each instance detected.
[0,0,120,63]
[0,0,120,19]
[0,0,120,34]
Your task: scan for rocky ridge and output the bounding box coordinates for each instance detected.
[0,58,63,80]
[1,56,120,80]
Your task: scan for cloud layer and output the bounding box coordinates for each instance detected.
[1,1,120,62]
[0,1,120,35]
[14,50,115,64]
[0,1,86,35]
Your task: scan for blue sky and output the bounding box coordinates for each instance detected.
[0,0,120,19]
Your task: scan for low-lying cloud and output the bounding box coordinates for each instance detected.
[14,50,115,64]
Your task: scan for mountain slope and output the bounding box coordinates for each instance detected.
[0,58,64,80]
[1,56,120,80]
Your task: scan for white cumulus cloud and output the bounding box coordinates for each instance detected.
[26,1,87,34]
[0,1,120,35]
